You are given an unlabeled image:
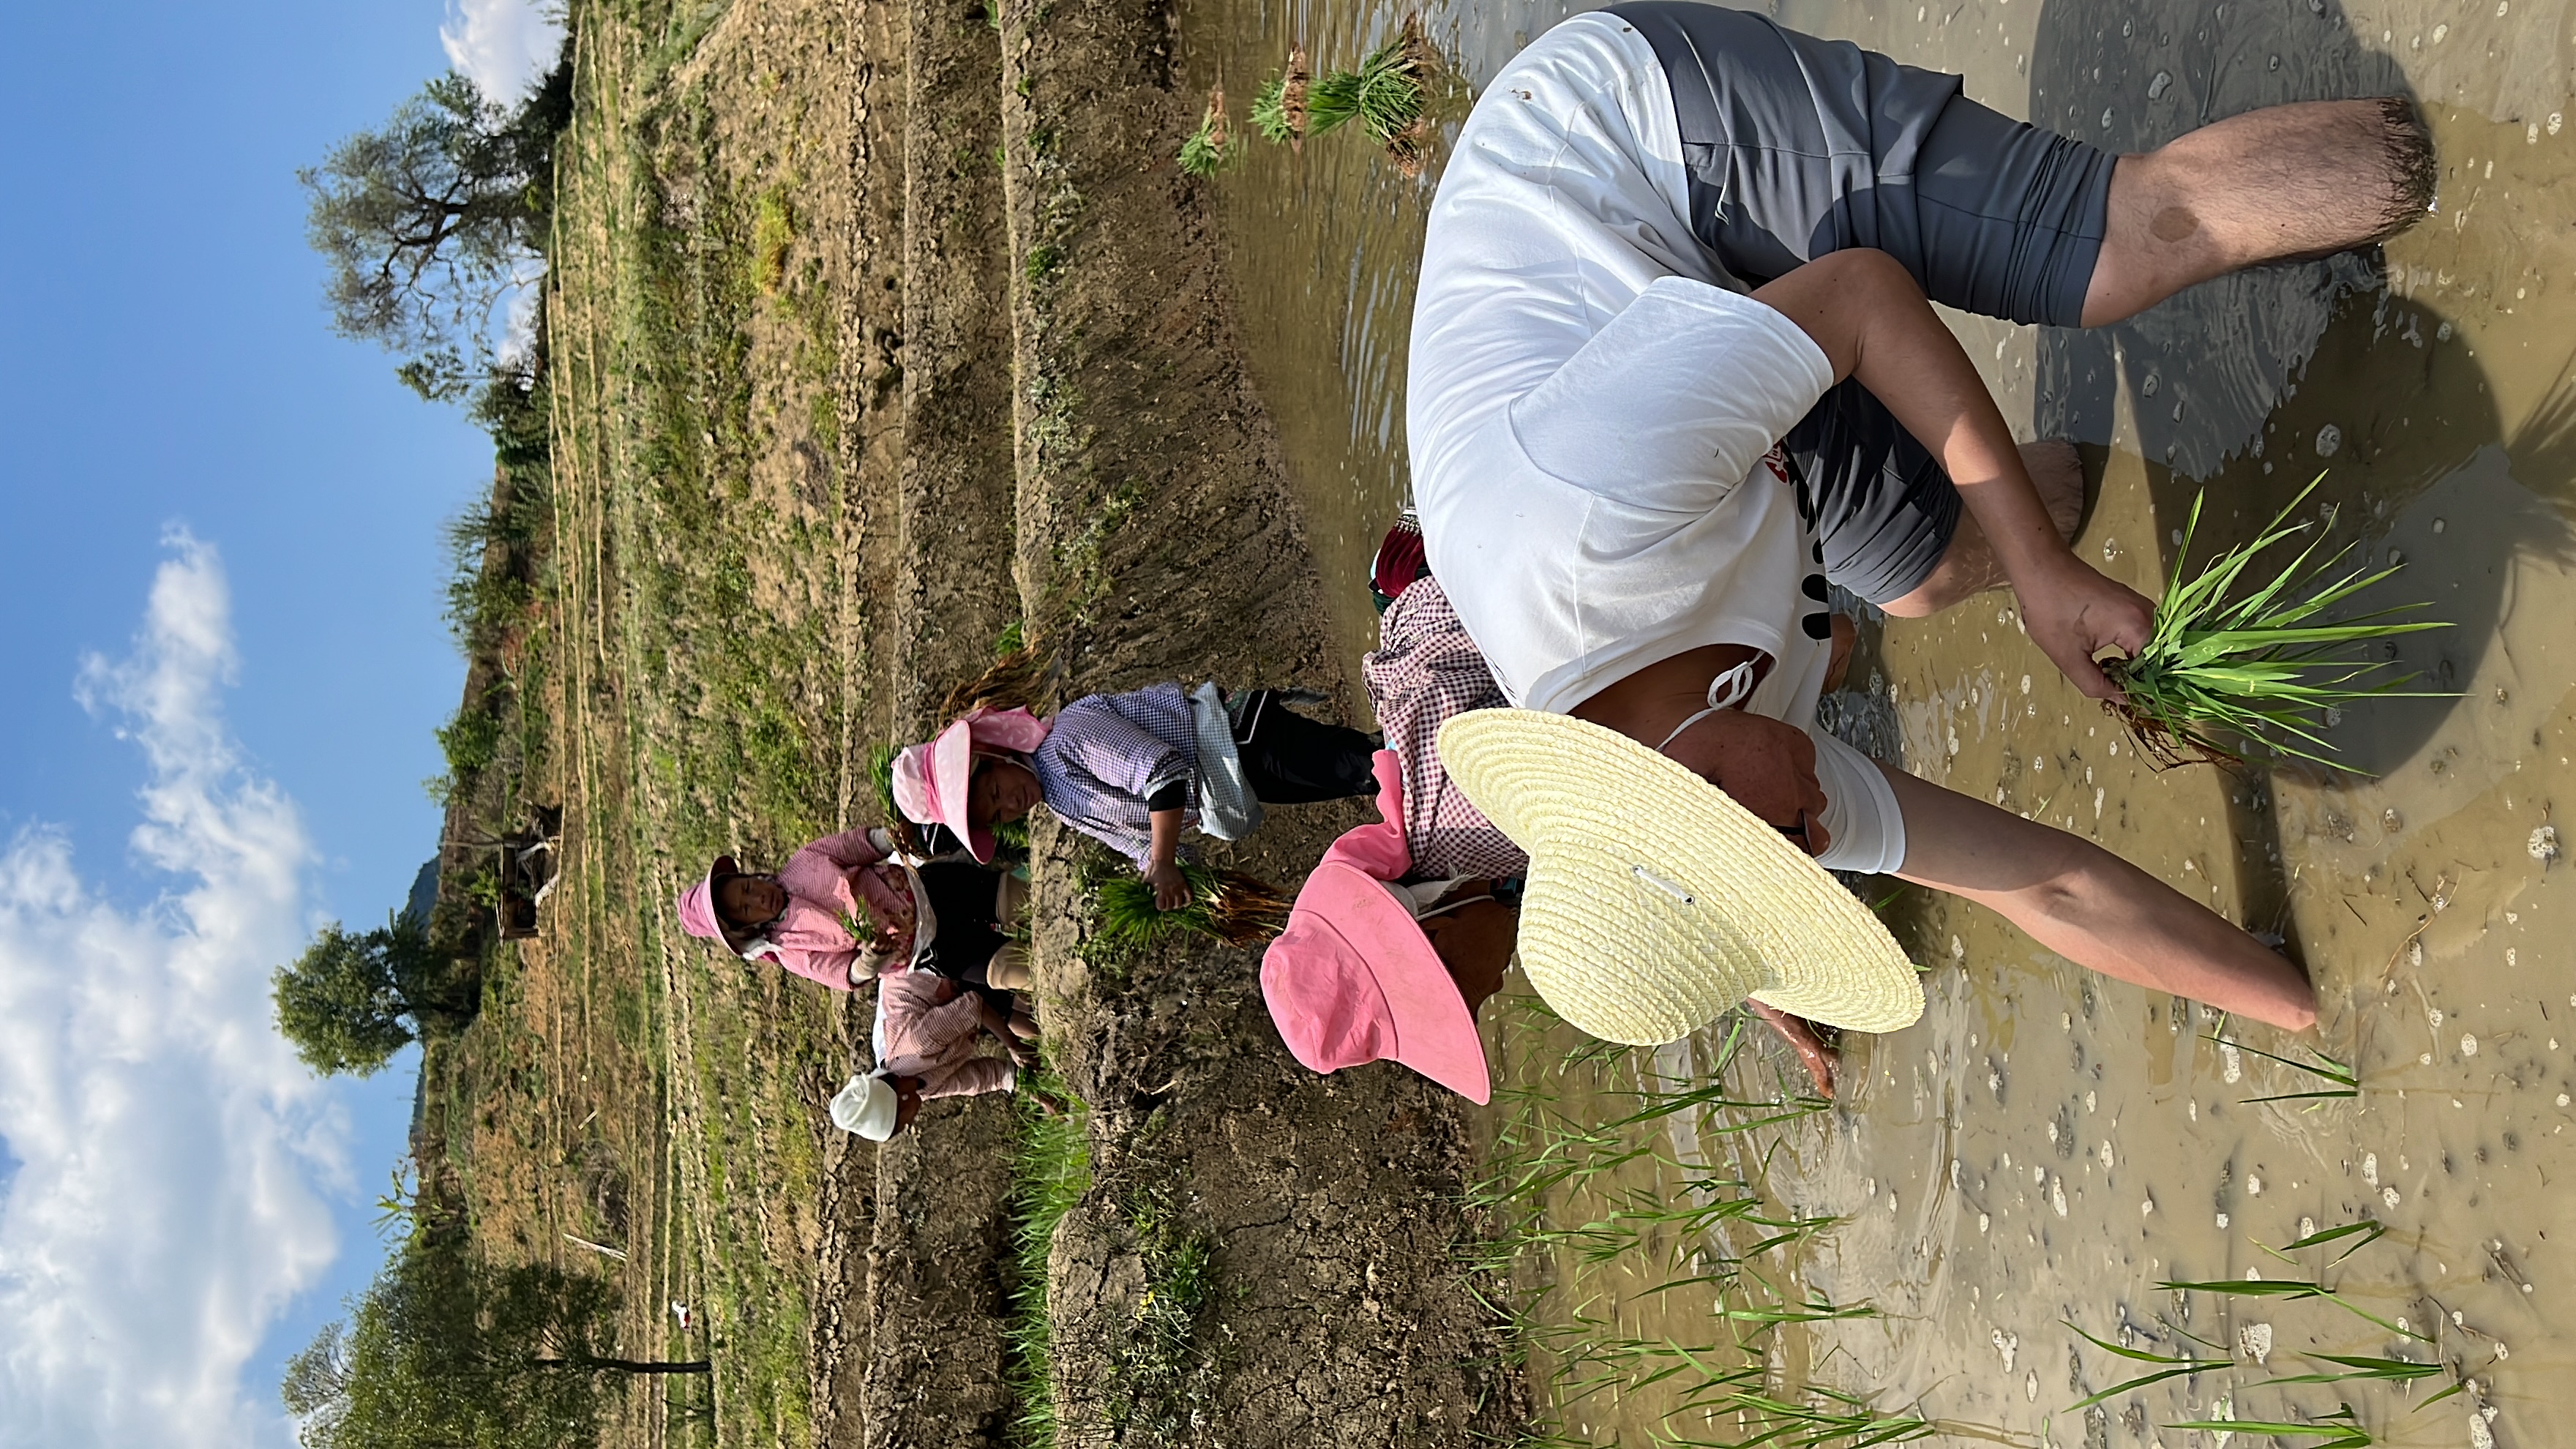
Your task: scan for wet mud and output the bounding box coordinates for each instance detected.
[1180,0,2576,1440]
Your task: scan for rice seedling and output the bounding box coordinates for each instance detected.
[1713,1295,1879,1328]
[1248,48,1310,146]
[2206,1033,2361,1104]
[1177,87,1238,178]
[1655,1385,1934,1448]
[2060,1226,2474,1435]
[1549,1323,1763,1407]
[2165,1404,2372,1448]
[2155,1273,2425,1341]
[2269,1218,2386,1268]
[2062,1322,2231,1411]
[2106,473,2449,770]
[1301,16,1439,168]
[1085,859,1291,950]
[2256,1352,2457,1394]
[1604,1079,1833,1137]
[1462,997,1931,1449]
[1004,1090,1091,1448]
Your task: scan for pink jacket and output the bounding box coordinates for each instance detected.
[751,828,921,989]
[874,973,1015,1099]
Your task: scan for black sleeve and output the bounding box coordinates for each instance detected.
[1144,779,1189,814]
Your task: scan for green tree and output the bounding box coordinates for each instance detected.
[284,1238,708,1449]
[300,55,572,400]
[271,912,475,1077]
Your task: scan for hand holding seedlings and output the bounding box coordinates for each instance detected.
[1142,855,1190,912]
[2107,473,2448,768]
[2017,548,2157,702]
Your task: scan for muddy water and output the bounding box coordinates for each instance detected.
[1180,0,2576,1440]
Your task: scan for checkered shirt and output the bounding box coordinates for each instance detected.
[1363,577,1530,882]
[1032,684,1198,869]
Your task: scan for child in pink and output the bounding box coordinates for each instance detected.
[675,828,1032,995]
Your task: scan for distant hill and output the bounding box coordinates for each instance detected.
[403,857,441,926]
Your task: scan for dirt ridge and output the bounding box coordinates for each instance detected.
[847,0,1030,1445]
[991,0,1519,1441]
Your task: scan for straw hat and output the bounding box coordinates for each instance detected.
[1437,709,1922,1042]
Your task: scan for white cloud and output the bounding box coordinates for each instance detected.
[441,0,566,105]
[0,533,345,1448]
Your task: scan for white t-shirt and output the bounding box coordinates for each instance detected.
[1407,12,1905,872]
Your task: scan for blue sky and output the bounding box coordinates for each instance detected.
[0,1,558,1443]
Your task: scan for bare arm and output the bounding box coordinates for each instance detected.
[1751,250,2152,699]
[1144,808,1188,910]
[1878,763,2316,1031]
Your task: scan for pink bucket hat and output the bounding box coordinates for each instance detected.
[1259,752,1490,1103]
[675,854,761,956]
[890,707,1052,861]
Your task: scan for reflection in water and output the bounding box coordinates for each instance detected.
[1181,0,2576,1439]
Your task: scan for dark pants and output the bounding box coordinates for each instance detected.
[912,860,1010,987]
[1230,690,1379,804]
[1609,2,2118,602]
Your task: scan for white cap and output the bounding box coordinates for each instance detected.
[828,1074,900,1140]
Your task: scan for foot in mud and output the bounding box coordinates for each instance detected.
[1882,439,2086,618]
[2083,97,2435,324]
[1748,1001,1838,1099]
[1823,611,1858,692]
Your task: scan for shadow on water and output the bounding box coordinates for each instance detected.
[2027,0,2576,944]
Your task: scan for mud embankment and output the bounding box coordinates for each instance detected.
[981,0,1520,1440]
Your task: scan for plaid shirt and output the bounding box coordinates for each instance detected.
[1363,577,1529,881]
[872,972,1014,1100]
[1032,684,1199,869]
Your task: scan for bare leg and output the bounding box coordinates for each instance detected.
[1747,1001,1838,1098]
[1823,613,1857,691]
[2081,97,2435,326]
[1882,440,2086,618]
[987,943,1033,992]
[1879,763,2318,1031]
[986,875,1036,995]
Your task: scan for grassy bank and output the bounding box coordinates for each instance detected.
[422,0,895,1443]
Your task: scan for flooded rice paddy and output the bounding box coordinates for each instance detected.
[1179,0,2576,1441]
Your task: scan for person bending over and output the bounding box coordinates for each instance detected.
[1404,4,2426,1032]
[1261,566,1843,1099]
[893,684,1378,912]
[828,972,1062,1142]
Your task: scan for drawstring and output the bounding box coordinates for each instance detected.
[1652,658,1813,850]
[1653,657,1760,752]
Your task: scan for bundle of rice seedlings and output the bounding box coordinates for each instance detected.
[1177,87,1238,178]
[1250,48,1311,147]
[2105,473,2447,770]
[1090,861,1294,951]
[1305,16,1437,168]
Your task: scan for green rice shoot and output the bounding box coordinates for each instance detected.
[1087,860,1292,951]
[1470,1001,1937,1447]
[2069,1228,2471,1426]
[2204,1033,2361,1104]
[1250,49,1309,145]
[1004,1090,1091,1447]
[2108,473,2449,770]
[1177,87,1238,178]
[2164,1405,2370,1448]
[2061,1323,2231,1412]
[1303,17,1437,166]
